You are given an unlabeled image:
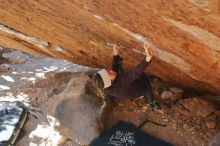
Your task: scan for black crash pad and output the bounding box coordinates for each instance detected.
[90,121,173,146]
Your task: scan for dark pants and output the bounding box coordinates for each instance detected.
[140,74,155,104]
[118,58,155,104]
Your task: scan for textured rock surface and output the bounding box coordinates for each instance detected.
[48,72,111,145]
[0,0,220,94]
[0,46,3,51]
[161,87,184,101]
[2,50,29,64]
[205,115,217,129]
[0,64,9,72]
[180,98,216,117]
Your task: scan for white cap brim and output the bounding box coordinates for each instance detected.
[97,69,111,88]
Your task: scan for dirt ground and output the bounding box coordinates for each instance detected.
[107,98,218,146]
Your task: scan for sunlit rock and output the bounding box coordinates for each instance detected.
[2,50,29,64]
[48,72,111,145]
[205,114,217,129]
[0,64,9,72]
[0,46,3,52]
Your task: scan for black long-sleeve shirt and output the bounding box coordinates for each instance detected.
[105,55,150,99]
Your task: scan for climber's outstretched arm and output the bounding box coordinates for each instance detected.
[120,44,153,84]
[111,45,120,73]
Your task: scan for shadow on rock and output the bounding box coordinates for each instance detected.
[47,72,112,145]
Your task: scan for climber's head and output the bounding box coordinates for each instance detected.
[108,70,117,81]
[93,69,117,89]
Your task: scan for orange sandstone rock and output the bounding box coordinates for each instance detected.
[0,0,220,94]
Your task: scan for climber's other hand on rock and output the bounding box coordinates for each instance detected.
[144,44,153,62]
[113,44,120,56]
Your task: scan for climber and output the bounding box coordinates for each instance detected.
[93,44,160,109]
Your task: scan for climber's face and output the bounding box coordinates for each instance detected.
[108,70,117,81]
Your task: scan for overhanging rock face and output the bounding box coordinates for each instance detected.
[0,0,220,94]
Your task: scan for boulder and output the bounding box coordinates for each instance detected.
[0,0,220,95]
[170,87,184,99]
[161,91,174,100]
[205,115,217,129]
[172,103,192,116]
[0,64,9,72]
[180,98,216,118]
[2,50,29,64]
[161,87,184,101]
[47,72,111,145]
[0,46,3,51]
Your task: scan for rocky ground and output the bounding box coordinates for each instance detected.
[0,47,219,146]
[108,85,220,146]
